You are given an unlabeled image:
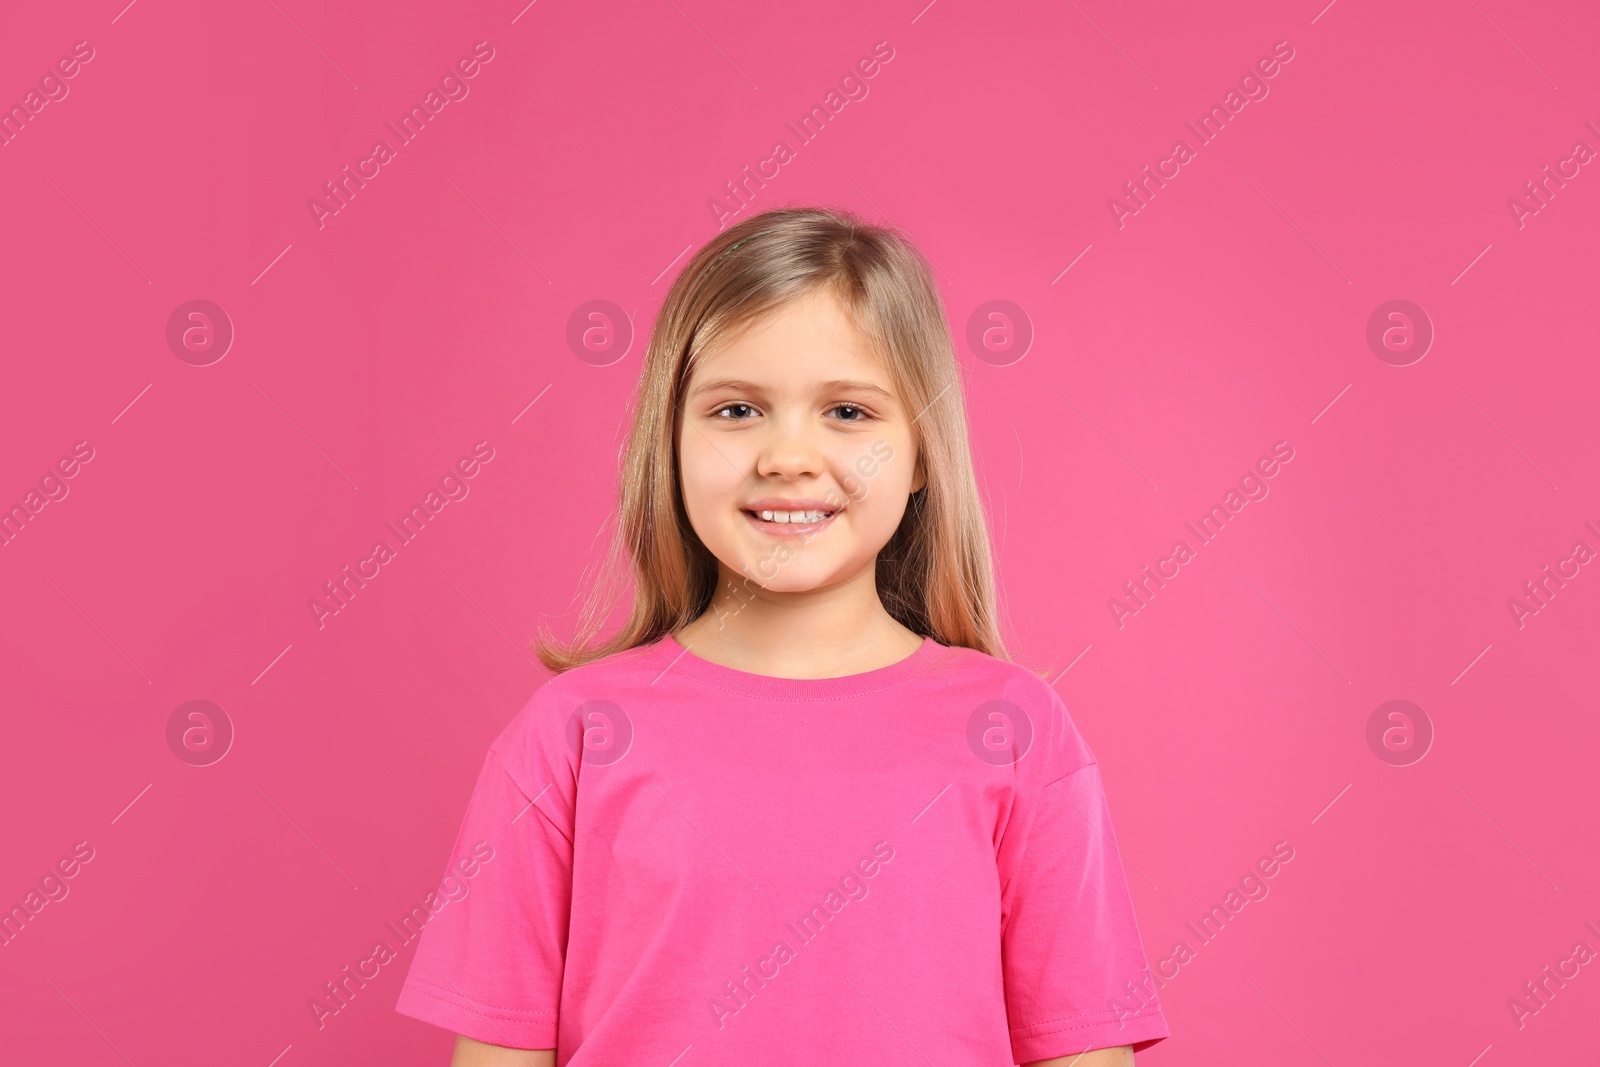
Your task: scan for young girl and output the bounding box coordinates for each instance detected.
[395,206,1170,1065]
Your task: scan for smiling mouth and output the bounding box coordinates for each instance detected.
[741,507,839,535]
[745,508,835,524]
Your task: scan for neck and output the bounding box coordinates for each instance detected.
[680,559,921,677]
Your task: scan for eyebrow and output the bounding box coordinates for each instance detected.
[688,377,896,402]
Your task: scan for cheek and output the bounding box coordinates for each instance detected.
[836,444,911,527]
[851,491,911,544]
[677,435,743,525]
[850,433,915,501]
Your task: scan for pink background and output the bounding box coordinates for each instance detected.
[2,0,1597,1063]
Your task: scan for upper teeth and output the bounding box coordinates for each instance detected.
[757,509,831,523]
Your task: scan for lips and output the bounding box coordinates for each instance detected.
[741,498,840,522]
[745,507,834,524]
[741,502,840,537]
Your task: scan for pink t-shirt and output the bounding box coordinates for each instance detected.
[395,633,1169,1064]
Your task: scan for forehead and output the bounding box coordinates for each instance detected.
[687,288,892,392]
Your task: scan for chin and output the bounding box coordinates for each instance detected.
[715,549,834,591]
[755,573,833,594]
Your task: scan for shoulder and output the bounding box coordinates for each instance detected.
[933,641,1055,700]
[930,641,1066,725]
[488,638,667,778]
[935,642,1097,783]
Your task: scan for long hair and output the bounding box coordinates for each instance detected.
[532,204,1009,671]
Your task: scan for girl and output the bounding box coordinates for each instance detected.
[395,206,1170,1065]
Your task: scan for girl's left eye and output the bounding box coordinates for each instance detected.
[830,405,870,421]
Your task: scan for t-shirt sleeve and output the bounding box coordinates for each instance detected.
[394,698,576,1050]
[997,687,1170,1062]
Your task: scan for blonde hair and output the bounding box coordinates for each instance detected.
[533,204,1009,672]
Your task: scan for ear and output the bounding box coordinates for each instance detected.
[910,452,928,494]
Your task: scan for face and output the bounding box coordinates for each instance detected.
[676,287,927,597]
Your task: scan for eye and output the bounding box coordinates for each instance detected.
[712,403,757,420]
[829,404,872,422]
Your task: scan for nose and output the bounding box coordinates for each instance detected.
[753,412,827,482]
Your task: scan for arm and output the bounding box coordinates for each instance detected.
[1024,1044,1134,1067]
[449,1035,555,1067]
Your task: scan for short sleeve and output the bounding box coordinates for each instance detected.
[997,694,1169,1061]
[394,736,573,1049]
